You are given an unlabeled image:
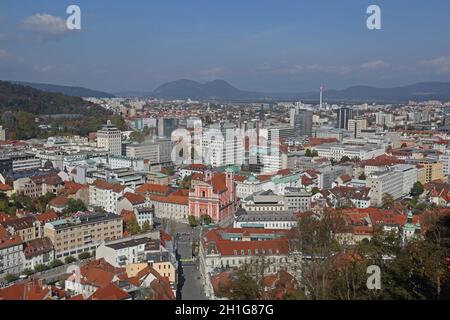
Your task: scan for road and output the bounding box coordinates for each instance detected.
[173,222,207,300]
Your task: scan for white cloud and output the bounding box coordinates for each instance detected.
[21,13,67,36]
[420,56,450,74]
[360,60,389,70]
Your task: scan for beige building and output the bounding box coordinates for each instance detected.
[417,160,445,183]
[1,215,42,242]
[44,212,123,259]
[97,120,122,156]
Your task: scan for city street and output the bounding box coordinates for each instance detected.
[173,223,206,300]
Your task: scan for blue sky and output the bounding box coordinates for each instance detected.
[0,0,449,93]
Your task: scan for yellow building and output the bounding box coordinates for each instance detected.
[417,160,446,183]
[152,261,176,283]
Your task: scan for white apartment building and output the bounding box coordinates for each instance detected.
[0,236,24,278]
[97,120,122,156]
[313,143,385,162]
[89,180,127,213]
[439,150,450,176]
[201,122,244,167]
[96,234,158,267]
[366,170,404,206]
[392,164,418,195]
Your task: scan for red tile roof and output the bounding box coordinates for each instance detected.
[123,192,146,205]
[136,183,170,195]
[49,196,69,208]
[92,179,125,193]
[88,282,130,300]
[0,280,51,300]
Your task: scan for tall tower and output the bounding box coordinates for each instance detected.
[319,83,324,110]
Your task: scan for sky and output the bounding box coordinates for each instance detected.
[0,0,449,93]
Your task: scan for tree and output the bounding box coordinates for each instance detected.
[188,215,198,228]
[4,274,18,284]
[201,215,213,225]
[358,173,366,180]
[125,217,141,235]
[130,131,145,143]
[401,143,408,148]
[311,150,319,157]
[49,259,64,268]
[382,193,395,209]
[305,149,312,157]
[410,182,424,197]
[78,252,91,260]
[142,220,152,232]
[66,198,87,213]
[65,256,77,264]
[340,156,351,163]
[311,187,320,196]
[34,264,50,272]
[179,175,192,189]
[220,265,263,300]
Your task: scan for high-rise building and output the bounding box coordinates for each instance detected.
[158,118,178,139]
[336,107,353,130]
[97,120,122,156]
[348,119,368,138]
[290,107,313,136]
[201,122,244,167]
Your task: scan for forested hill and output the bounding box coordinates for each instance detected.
[0,80,108,116]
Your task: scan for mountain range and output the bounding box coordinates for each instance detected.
[4,79,450,102]
[143,79,450,102]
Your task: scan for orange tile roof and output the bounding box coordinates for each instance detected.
[49,196,69,208]
[0,280,51,300]
[136,183,170,195]
[88,283,130,300]
[123,192,146,205]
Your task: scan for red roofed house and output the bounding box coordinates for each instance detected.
[200,227,300,298]
[48,196,70,213]
[89,179,127,213]
[189,170,238,223]
[23,237,55,270]
[149,189,189,222]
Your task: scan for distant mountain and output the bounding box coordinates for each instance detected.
[0,80,109,116]
[12,81,115,98]
[306,82,450,103]
[151,79,264,100]
[149,79,450,102]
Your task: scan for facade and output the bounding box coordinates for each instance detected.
[348,119,367,138]
[284,187,311,212]
[1,216,42,242]
[199,228,300,298]
[96,235,156,267]
[241,190,285,212]
[336,107,354,130]
[89,179,126,213]
[22,237,55,270]
[233,210,298,230]
[201,122,244,167]
[313,143,385,162]
[44,212,123,258]
[366,170,404,206]
[97,121,122,156]
[149,190,189,222]
[188,170,237,223]
[290,108,313,136]
[0,235,24,278]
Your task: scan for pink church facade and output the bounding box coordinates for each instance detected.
[188,170,238,223]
